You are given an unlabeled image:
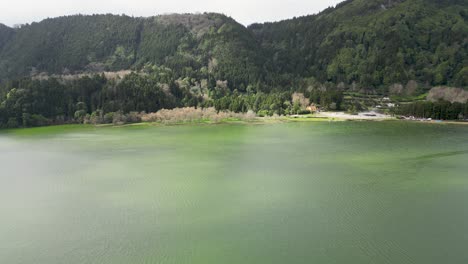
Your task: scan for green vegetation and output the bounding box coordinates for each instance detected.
[396,101,468,120]
[0,0,467,128]
[0,23,14,52]
[251,0,468,89]
[0,72,347,128]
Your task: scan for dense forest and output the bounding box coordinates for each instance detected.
[396,101,468,120]
[250,0,468,89]
[0,0,467,127]
[0,71,346,128]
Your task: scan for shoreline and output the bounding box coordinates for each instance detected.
[3,113,468,136]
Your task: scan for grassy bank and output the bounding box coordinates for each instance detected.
[4,112,467,136]
[0,115,342,135]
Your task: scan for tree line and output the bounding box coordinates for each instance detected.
[395,101,468,120]
[0,71,345,128]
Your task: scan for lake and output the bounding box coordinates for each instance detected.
[1,121,468,264]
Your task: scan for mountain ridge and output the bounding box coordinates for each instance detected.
[0,0,467,90]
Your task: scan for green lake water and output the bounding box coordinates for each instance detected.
[1,121,468,264]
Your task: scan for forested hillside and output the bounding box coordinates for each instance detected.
[0,13,263,88]
[251,0,468,89]
[0,23,15,52]
[0,0,467,128]
[1,0,467,89]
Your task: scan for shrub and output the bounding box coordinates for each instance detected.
[89,110,104,124]
[112,111,126,125]
[74,110,87,123]
[141,107,257,124]
[258,110,269,117]
[6,118,19,128]
[30,114,49,127]
[297,110,311,115]
[125,112,142,123]
[103,112,114,124]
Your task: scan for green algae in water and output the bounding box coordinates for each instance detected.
[1,122,468,264]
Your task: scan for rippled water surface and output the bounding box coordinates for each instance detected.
[1,122,468,264]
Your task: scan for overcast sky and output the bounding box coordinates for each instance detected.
[0,0,343,27]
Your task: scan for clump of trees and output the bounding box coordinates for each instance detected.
[427,87,468,104]
[141,107,256,124]
[396,101,468,120]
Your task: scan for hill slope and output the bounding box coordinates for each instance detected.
[0,1,467,90]
[0,23,15,52]
[250,0,468,89]
[0,13,263,89]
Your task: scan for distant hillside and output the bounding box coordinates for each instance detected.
[0,13,263,89]
[0,0,467,91]
[250,0,468,90]
[0,23,15,52]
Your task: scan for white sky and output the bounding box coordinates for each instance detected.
[0,0,344,27]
